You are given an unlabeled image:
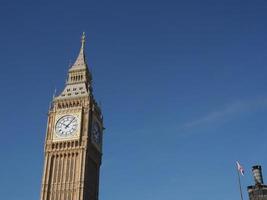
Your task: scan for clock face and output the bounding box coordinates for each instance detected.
[92,122,101,146]
[55,115,78,137]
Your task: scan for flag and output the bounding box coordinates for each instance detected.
[236,161,245,176]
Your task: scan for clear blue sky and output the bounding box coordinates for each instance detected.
[1,0,267,199]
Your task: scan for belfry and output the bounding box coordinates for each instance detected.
[40,33,104,200]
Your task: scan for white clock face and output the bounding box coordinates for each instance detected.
[55,115,78,137]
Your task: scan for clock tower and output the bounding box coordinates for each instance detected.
[40,33,104,200]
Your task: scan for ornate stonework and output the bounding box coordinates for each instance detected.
[40,33,104,200]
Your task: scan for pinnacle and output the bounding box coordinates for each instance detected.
[69,32,88,71]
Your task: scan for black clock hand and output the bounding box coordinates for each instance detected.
[65,117,75,128]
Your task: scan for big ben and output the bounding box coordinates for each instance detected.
[40,33,104,200]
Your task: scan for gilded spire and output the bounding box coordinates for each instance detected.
[69,32,88,71]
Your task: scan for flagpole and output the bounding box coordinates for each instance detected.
[237,167,244,200]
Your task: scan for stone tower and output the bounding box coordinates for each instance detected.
[247,165,267,200]
[40,33,104,200]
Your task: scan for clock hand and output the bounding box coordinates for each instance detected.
[65,117,75,128]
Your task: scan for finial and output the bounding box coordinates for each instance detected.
[49,88,57,110]
[68,59,72,68]
[81,32,86,49]
[52,88,57,99]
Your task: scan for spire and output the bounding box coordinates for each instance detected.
[69,32,88,71]
[81,32,85,50]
